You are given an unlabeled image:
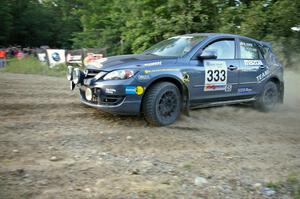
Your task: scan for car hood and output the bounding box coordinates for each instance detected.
[85,54,177,71]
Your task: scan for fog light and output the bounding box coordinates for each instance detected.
[85,88,93,101]
[72,68,82,85]
[70,81,75,91]
[67,65,73,81]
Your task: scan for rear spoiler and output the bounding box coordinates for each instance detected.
[259,41,272,49]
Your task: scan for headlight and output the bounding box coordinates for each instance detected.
[103,69,135,80]
[72,68,83,85]
[67,65,73,81]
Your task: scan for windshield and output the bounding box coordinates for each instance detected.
[145,35,207,57]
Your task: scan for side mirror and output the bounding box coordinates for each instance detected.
[198,50,217,60]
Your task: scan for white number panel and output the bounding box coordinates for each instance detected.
[204,60,227,91]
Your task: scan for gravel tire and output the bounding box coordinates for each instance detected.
[255,81,279,112]
[143,82,181,126]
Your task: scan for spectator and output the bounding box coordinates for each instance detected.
[17,51,23,59]
[0,49,6,68]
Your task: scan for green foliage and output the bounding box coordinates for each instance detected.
[287,174,300,199]
[70,0,300,69]
[266,181,282,191]
[266,173,300,199]
[72,0,221,54]
[2,0,81,48]
[218,0,300,69]
[1,57,66,77]
[0,0,13,46]
[2,0,300,68]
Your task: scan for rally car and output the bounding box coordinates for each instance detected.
[67,33,284,126]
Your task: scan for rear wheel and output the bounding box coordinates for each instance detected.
[143,82,181,126]
[255,81,279,112]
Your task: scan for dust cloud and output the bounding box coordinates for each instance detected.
[283,70,300,109]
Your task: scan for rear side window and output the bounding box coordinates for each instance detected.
[240,40,260,59]
[202,40,235,59]
[261,46,271,61]
[261,46,280,66]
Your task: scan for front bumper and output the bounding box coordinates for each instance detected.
[79,85,142,115]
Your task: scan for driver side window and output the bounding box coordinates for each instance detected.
[202,40,235,59]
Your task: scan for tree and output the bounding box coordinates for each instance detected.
[2,0,81,48]
[0,0,13,45]
[2,0,300,68]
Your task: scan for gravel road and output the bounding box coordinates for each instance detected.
[0,72,299,199]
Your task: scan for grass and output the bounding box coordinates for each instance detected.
[0,57,67,77]
[287,175,300,199]
[182,163,193,170]
[266,173,300,199]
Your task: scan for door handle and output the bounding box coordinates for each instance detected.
[259,65,266,69]
[228,65,237,70]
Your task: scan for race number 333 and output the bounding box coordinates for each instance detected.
[204,61,227,85]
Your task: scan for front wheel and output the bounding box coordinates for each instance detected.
[143,82,181,126]
[255,81,279,112]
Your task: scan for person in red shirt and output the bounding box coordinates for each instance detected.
[0,49,7,68]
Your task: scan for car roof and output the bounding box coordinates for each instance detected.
[181,33,270,47]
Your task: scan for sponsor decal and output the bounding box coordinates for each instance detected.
[171,36,193,39]
[225,84,232,92]
[182,72,190,84]
[52,52,61,62]
[240,42,254,47]
[204,84,226,91]
[143,61,162,67]
[241,60,264,72]
[46,49,66,68]
[256,70,270,81]
[137,74,150,81]
[67,54,82,64]
[105,88,116,94]
[240,65,259,72]
[125,86,144,95]
[244,60,263,66]
[204,61,227,91]
[136,86,144,95]
[238,86,253,93]
[125,86,136,94]
[37,53,46,62]
[144,68,180,74]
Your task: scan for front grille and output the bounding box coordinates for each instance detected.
[80,87,124,106]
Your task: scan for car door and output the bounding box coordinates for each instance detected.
[237,39,268,96]
[188,38,239,103]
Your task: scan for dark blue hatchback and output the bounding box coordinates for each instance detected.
[67,33,284,126]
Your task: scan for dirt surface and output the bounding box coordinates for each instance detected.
[0,72,299,199]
